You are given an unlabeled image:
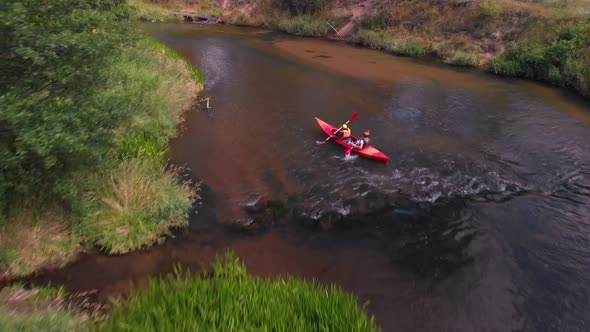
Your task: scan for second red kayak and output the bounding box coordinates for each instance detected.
[315,117,390,163]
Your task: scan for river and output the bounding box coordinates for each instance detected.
[36,24,590,332]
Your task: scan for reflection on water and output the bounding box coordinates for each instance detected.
[25,24,590,332]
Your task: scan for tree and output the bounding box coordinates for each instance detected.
[0,0,137,214]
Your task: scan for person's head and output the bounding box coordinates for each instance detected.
[342,124,348,130]
[363,129,371,137]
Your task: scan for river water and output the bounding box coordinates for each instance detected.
[36,24,590,331]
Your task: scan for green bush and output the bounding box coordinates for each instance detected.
[490,21,590,97]
[99,252,380,331]
[1,0,202,263]
[0,0,137,216]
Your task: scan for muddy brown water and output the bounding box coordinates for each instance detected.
[29,24,590,331]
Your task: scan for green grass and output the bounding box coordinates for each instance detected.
[0,308,86,332]
[142,38,206,85]
[349,29,395,50]
[349,29,428,57]
[1,36,203,271]
[29,286,67,305]
[128,0,180,22]
[490,21,590,97]
[479,0,503,19]
[74,38,201,255]
[0,285,86,332]
[80,159,196,255]
[99,252,380,331]
[0,206,81,278]
[444,51,479,67]
[394,40,428,57]
[1,284,67,306]
[277,15,331,36]
[360,11,392,30]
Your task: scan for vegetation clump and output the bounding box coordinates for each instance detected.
[491,21,590,97]
[479,0,503,19]
[0,285,86,332]
[99,252,380,331]
[277,14,331,36]
[444,51,479,67]
[349,29,395,51]
[1,0,203,276]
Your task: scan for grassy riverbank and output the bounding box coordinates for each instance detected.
[0,254,378,331]
[100,252,380,331]
[0,285,86,332]
[1,1,202,278]
[135,0,590,98]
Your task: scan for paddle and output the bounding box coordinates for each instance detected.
[317,112,359,145]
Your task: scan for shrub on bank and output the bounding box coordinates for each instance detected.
[0,0,138,219]
[1,0,202,274]
[99,253,380,331]
[491,21,590,97]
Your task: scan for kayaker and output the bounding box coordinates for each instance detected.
[352,130,371,149]
[338,124,353,144]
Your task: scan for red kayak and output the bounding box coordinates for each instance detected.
[315,117,390,163]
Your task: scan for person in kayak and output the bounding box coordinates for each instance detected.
[337,124,353,144]
[352,130,371,149]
